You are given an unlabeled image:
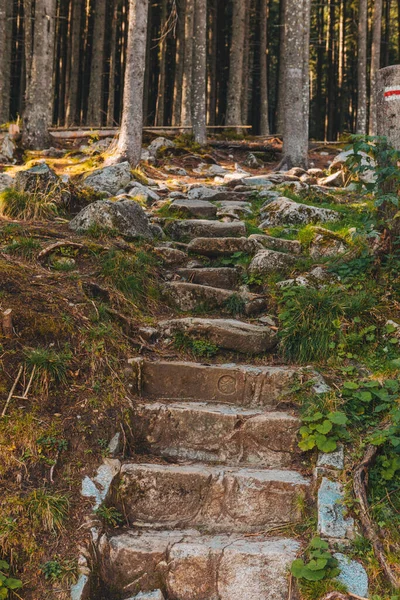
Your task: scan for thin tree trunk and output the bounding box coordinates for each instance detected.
[369,0,382,134]
[281,0,310,168]
[0,0,12,123]
[276,0,286,133]
[356,0,368,134]
[87,0,106,126]
[22,0,56,149]
[207,0,217,125]
[241,0,250,125]
[155,0,168,126]
[116,0,149,166]
[107,0,119,126]
[172,0,185,125]
[226,0,246,126]
[181,0,194,127]
[192,0,206,144]
[260,0,269,136]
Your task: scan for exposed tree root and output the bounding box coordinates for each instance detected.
[353,443,400,589]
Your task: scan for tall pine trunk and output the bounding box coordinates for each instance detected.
[259,0,269,136]
[369,0,382,135]
[87,0,106,126]
[115,0,149,165]
[155,0,168,126]
[172,0,186,125]
[181,0,194,127]
[107,0,119,126]
[276,0,286,134]
[356,0,368,134]
[192,0,206,143]
[0,0,12,123]
[226,0,246,126]
[22,0,56,149]
[281,0,310,168]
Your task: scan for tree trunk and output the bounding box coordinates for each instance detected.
[87,0,106,126]
[107,0,119,126]
[22,0,56,149]
[369,0,383,135]
[356,0,368,134]
[281,0,310,168]
[181,0,194,127]
[172,0,186,125]
[155,0,167,126]
[276,0,286,133]
[226,0,246,126]
[0,0,12,123]
[241,0,250,125]
[115,0,149,166]
[260,0,269,136]
[192,0,206,144]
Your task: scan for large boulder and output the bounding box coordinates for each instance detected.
[260,197,339,227]
[15,163,60,193]
[126,182,160,204]
[249,249,297,275]
[147,137,175,157]
[0,173,14,192]
[69,199,154,239]
[169,199,217,218]
[81,162,132,195]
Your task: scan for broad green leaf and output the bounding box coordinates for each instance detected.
[328,411,348,425]
[309,537,329,550]
[306,558,328,571]
[315,420,333,435]
[0,563,9,572]
[4,578,22,590]
[291,559,306,578]
[343,381,359,390]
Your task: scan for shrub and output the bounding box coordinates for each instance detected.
[0,188,60,221]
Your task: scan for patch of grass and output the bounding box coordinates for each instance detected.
[84,223,120,239]
[95,505,123,527]
[224,293,246,316]
[0,188,60,221]
[279,285,377,363]
[25,346,72,397]
[3,236,41,259]
[174,331,219,358]
[25,489,69,533]
[131,167,149,186]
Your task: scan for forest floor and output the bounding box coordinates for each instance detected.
[0,134,399,599]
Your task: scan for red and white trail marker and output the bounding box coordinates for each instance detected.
[384,86,400,101]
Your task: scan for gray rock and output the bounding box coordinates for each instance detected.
[127,592,165,600]
[0,172,13,191]
[0,134,16,162]
[259,190,281,203]
[127,182,160,203]
[249,234,302,255]
[170,199,217,218]
[334,553,368,598]
[216,201,252,218]
[249,249,297,275]
[245,153,263,169]
[148,137,174,157]
[81,459,121,509]
[107,433,121,457]
[69,199,154,239]
[15,162,60,193]
[154,246,188,266]
[318,478,354,539]
[70,574,90,600]
[242,176,274,188]
[309,229,347,259]
[164,219,246,241]
[331,148,377,185]
[159,317,277,354]
[260,197,339,226]
[187,186,234,202]
[317,445,344,470]
[318,171,345,187]
[81,162,132,195]
[308,168,324,177]
[188,236,260,257]
[177,267,239,290]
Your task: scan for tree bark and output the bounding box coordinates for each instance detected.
[276,0,286,134]
[172,0,186,125]
[260,0,269,136]
[356,0,368,134]
[241,0,251,126]
[155,0,168,126]
[66,0,83,126]
[226,0,246,126]
[281,0,310,168]
[115,0,149,166]
[192,0,206,144]
[369,0,383,135]
[107,0,120,126]
[87,0,106,126]
[22,0,56,149]
[181,0,194,127]
[0,0,12,123]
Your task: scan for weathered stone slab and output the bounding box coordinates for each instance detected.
[249,234,302,255]
[318,478,354,539]
[154,246,188,266]
[159,317,276,353]
[81,162,132,195]
[260,197,340,226]
[99,530,300,600]
[115,462,309,531]
[163,282,267,315]
[249,249,297,274]
[127,359,303,408]
[164,219,246,241]
[187,186,245,202]
[133,402,300,467]
[241,176,275,187]
[334,553,369,598]
[176,267,239,290]
[169,199,217,218]
[188,236,260,257]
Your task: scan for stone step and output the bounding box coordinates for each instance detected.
[127,359,304,408]
[99,530,300,600]
[188,236,259,257]
[169,199,217,218]
[113,462,310,532]
[164,281,267,315]
[176,267,239,290]
[158,317,276,353]
[249,233,302,254]
[132,402,300,468]
[164,219,246,241]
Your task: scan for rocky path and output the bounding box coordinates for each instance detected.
[88,165,343,600]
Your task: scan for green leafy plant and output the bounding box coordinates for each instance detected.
[95,505,123,527]
[0,560,22,599]
[224,293,246,316]
[173,332,219,358]
[291,537,340,582]
[40,558,77,583]
[299,411,348,453]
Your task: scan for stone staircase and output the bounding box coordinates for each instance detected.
[94,192,315,600]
